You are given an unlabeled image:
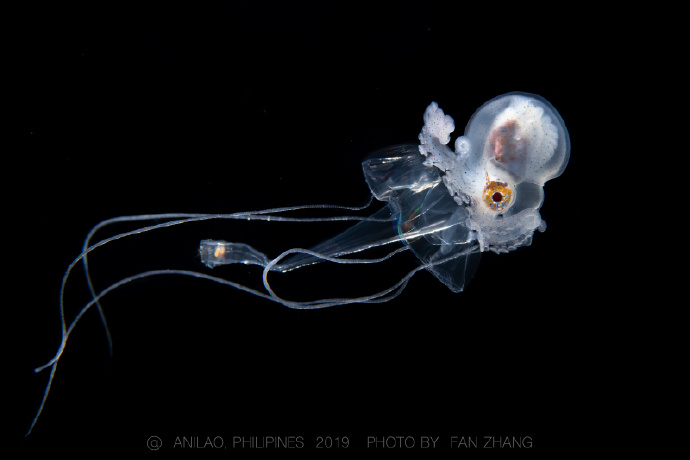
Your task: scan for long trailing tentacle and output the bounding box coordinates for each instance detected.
[28,241,458,436]
[28,216,476,437]
[31,197,404,436]
[28,193,480,436]
[76,197,383,356]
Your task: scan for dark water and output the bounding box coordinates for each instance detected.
[11,1,614,454]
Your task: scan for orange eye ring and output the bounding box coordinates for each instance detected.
[482,179,513,212]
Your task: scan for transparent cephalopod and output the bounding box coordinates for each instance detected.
[27,92,570,436]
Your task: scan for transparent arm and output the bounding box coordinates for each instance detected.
[200,144,482,292]
[199,206,401,271]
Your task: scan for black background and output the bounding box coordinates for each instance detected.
[11,1,622,455]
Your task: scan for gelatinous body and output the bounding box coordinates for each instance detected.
[419,93,569,252]
[27,92,570,437]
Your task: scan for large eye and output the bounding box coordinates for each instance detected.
[482,179,513,212]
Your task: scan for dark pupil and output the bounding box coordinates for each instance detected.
[492,192,503,202]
